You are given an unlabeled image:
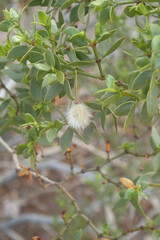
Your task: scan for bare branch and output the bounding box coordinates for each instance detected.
[0,137,20,170]
[0,137,103,238]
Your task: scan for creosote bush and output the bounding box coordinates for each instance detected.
[0,0,160,239]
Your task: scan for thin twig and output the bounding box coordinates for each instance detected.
[0,137,20,170]
[0,137,103,238]
[56,213,78,239]
[0,81,19,114]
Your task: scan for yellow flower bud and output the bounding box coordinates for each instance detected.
[120,177,136,189]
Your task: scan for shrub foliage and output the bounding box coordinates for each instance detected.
[0,0,160,239]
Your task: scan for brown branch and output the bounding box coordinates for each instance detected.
[0,137,20,170]
[111,225,156,240]
[0,137,103,239]
[98,169,122,189]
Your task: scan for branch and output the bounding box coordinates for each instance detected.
[0,81,19,115]
[92,44,105,79]
[0,137,20,170]
[112,225,156,240]
[114,0,160,7]
[0,137,103,238]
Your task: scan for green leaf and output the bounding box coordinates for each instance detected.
[102,94,120,108]
[78,2,85,23]
[90,0,104,9]
[67,50,77,62]
[131,197,145,216]
[132,70,152,89]
[0,56,9,63]
[105,74,115,88]
[85,102,101,110]
[46,128,58,143]
[123,188,135,200]
[8,105,16,118]
[38,135,50,146]
[51,19,58,34]
[45,82,63,101]
[53,119,64,131]
[38,10,47,25]
[96,88,117,94]
[37,70,47,82]
[10,8,19,19]
[115,101,134,116]
[64,80,74,100]
[3,69,25,82]
[70,4,80,23]
[151,127,160,149]
[75,51,91,61]
[114,199,129,210]
[45,49,55,66]
[147,86,159,117]
[61,0,76,10]
[0,99,10,111]
[29,0,55,6]
[152,230,160,240]
[140,101,152,125]
[95,22,103,37]
[124,101,137,130]
[16,144,27,155]
[42,73,57,88]
[38,29,49,38]
[54,53,61,70]
[69,32,88,47]
[136,172,154,189]
[150,23,160,36]
[34,63,51,71]
[7,45,29,59]
[28,127,37,141]
[119,142,136,150]
[149,69,158,95]
[58,10,64,26]
[28,51,44,63]
[68,60,94,66]
[97,29,116,43]
[128,70,139,89]
[56,71,64,84]
[124,5,135,17]
[152,153,160,172]
[23,103,36,117]
[135,57,150,68]
[99,7,110,25]
[83,124,94,144]
[0,20,12,32]
[30,79,43,101]
[23,148,30,159]
[152,35,160,51]
[154,215,160,226]
[60,127,73,153]
[102,37,125,58]
[72,229,82,240]
[151,50,160,70]
[64,27,79,36]
[25,113,36,123]
[137,3,149,15]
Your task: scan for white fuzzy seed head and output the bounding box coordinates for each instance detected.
[66,103,92,130]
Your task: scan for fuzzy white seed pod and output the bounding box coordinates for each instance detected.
[66,103,92,130]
